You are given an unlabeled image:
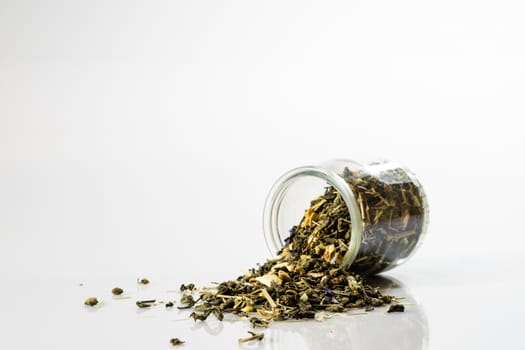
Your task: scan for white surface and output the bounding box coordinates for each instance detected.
[1,1,525,349]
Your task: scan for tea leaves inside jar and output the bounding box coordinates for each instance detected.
[341,166,426,275]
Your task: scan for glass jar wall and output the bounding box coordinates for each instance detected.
[263,159,429,275]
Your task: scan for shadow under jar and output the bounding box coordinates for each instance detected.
[263,159,429,276]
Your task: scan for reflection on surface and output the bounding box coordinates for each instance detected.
[190,317,224,336]
[264,275,428,350]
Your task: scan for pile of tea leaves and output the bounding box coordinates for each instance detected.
[182,186,399,325]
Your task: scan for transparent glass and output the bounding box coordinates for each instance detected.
[263,159,429,275]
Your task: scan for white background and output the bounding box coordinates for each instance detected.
[1,1,524,349]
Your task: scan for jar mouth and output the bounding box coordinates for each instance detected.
[263,166,363,268]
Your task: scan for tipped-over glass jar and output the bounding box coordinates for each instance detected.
[263,159,429,275]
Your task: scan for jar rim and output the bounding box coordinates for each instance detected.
[262,165,363,268]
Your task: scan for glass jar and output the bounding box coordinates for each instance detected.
[263,159,429,275]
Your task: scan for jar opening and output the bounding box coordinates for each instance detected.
[263,166,363,268]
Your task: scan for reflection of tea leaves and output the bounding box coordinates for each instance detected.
[189,316,224,336]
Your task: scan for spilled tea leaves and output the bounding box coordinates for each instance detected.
[82,166,420,345]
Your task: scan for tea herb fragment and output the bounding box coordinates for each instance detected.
[138,278,150,285]
[165,301,174,308]
[387,303,405,313]
[136,299,156,308]
[238,331,264,344]
[189,311,208,322]
[177,294,196,309]
[84,297,99,307]
[111,287,123,295]
[169,338,185,346]
[250,317,269,328]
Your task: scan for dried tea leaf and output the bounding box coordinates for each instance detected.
[84,297,98,307]
[169,338,184,346]
[111,287,123,295]
[178,294,196,309]
[249,317,269,328]
[277,270,291,282]
[136,299,156,308]
[255,272,281,288]
[387,304,405,313]
[190,311,210,322]
[180,283,195,292]
[238,331,264,344]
